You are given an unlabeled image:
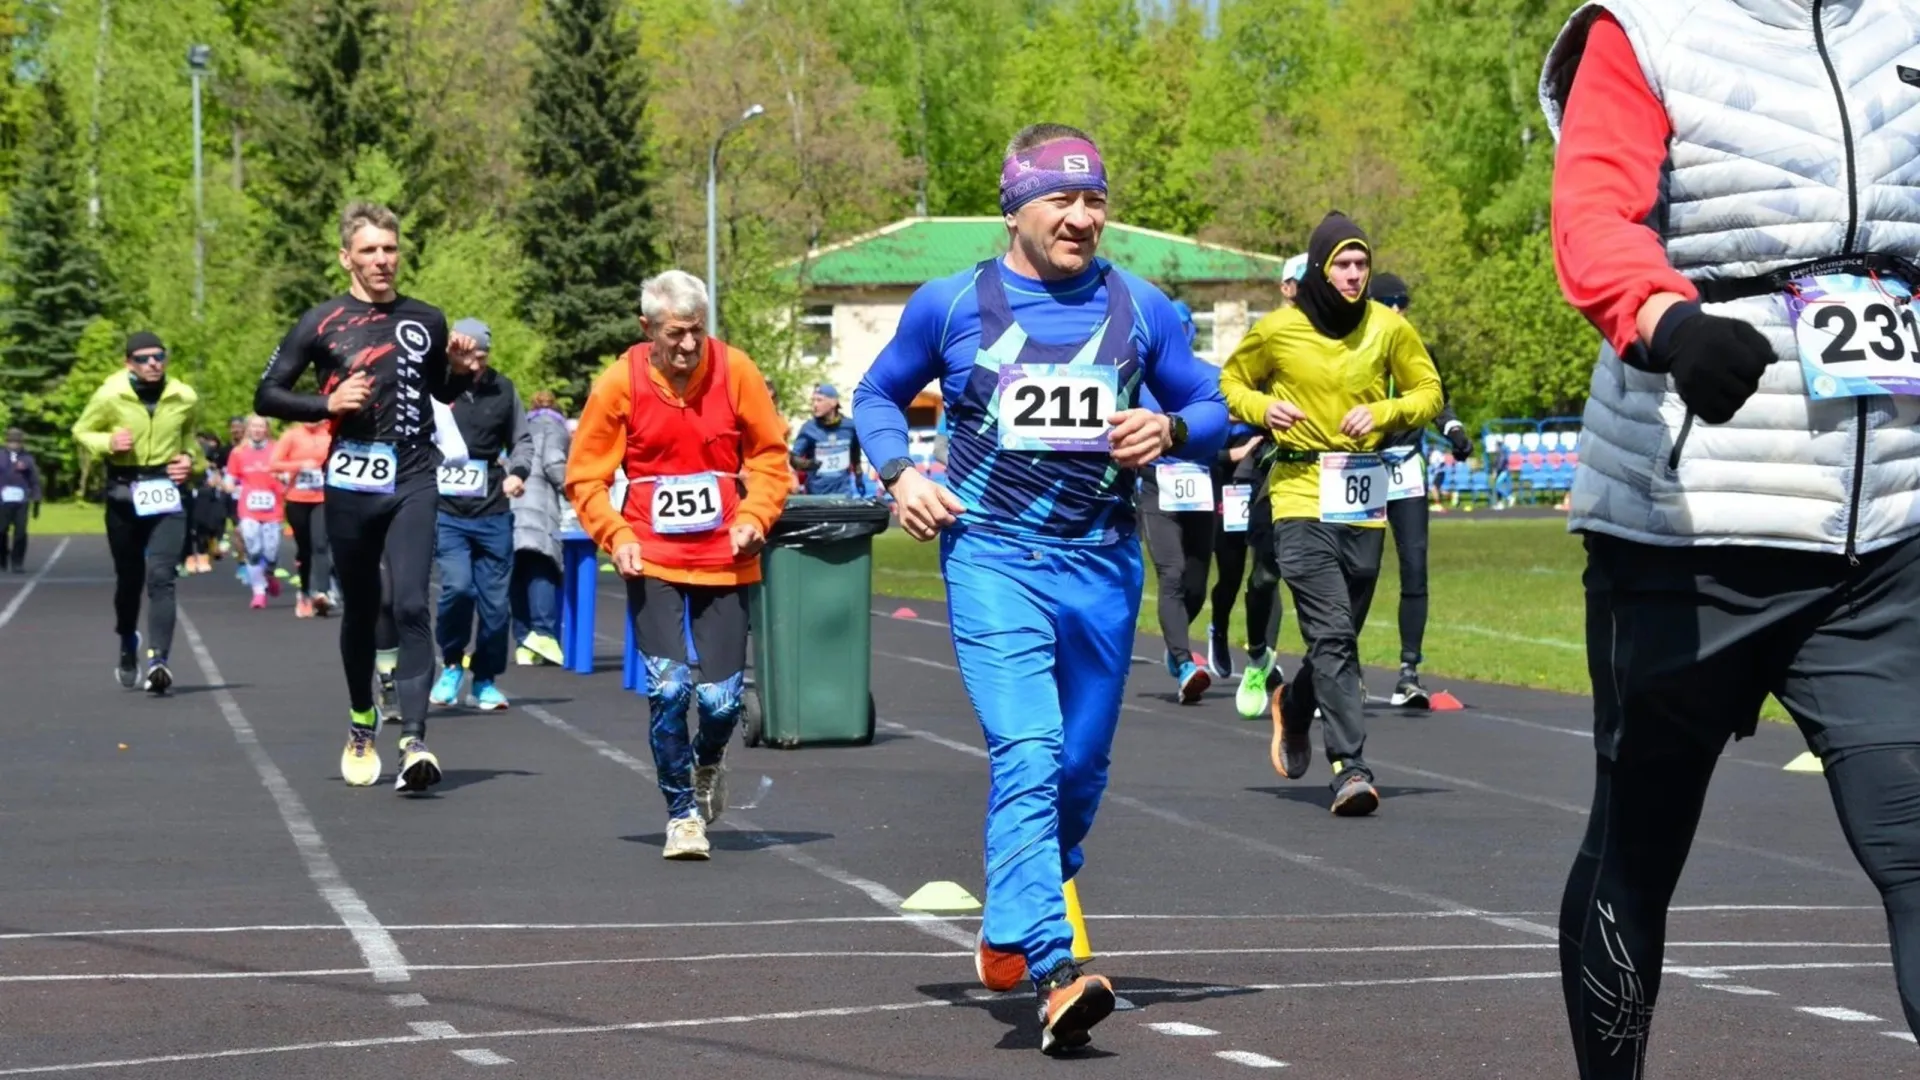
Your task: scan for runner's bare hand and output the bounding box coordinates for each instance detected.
[1339,405,1376,437]
[613,542,644,579]
[503,475,525,498]
[328,372,373,415]
[110,428,134,453]
[448,333,482,375]
[1265,401,1306,432]
[888,467,963,541]
[165,454,192,484]
[730,522,765,558]
[1107,409,1174,469]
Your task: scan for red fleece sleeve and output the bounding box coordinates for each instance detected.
[1550,14,1697,356]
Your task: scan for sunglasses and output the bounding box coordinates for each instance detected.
[129,351,168,365]
[1377,297,1409,310]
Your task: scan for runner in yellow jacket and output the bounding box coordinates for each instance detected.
[1219,212,1441,816]
[71,330,206,694]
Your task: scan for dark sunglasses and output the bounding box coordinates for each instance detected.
[129,351,168,365]
[1377,296,1409,310]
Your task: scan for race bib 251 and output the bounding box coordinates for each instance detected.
[651,473,724,535]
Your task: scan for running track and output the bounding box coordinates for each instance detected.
[0,536,1909,1078]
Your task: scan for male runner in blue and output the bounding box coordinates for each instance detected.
[854,122,1226,1056]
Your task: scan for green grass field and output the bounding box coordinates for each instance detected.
[874,515,1794,721]
[873,514,1593,695]
[22,501,105,536]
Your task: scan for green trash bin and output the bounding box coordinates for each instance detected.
[742,495,894,749]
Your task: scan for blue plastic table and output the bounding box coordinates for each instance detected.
[558,529,599,675]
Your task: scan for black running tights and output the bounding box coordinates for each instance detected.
[1561,746,1920,1077]
[326,475,436,737]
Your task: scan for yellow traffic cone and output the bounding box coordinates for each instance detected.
[1065,879,1092,962]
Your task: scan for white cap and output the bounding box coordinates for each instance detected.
[1282,253,1309,283]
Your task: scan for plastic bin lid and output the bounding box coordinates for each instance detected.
[773,495,894,525]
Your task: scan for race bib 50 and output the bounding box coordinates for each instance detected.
[1154,461,1213,513]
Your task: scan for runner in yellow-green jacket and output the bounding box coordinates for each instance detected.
[1218,212,1441,817]
[71,330,205,694]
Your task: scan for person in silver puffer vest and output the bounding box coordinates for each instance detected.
[1542,2,1920,1073]
[510,390,571,665]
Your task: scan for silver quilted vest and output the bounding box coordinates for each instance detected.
[1540,0,1920,555]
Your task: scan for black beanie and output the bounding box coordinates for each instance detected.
[124,330,165,356]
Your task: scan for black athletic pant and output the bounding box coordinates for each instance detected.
[1214,489,1282,655]
[327,469,436,737]
[1563,532,1920,1077]
[1386,494,1429,667]
[1139,475,1215,668]
[1274,519,1383,786]
[287,501,332,598]
[0,501,27,568]
[105,496,185,660]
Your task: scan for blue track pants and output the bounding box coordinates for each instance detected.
[940,525,1142,985]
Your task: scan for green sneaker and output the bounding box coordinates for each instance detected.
[1236,650,1276,719]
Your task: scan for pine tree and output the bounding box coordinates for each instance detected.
[253,0,436,315]
[0,78,105,451]
[515,0,658,398]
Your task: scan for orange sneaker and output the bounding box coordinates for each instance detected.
[295,595,314,619]
[1036,963,1116,1056]
[975,931,1027,993]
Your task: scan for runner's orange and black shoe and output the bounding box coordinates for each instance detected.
[1035,962,1116,1056]
[976,930,1027,993]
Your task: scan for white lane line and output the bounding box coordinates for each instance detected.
[2,941,1892,984]
[453,1049,513,1065]
[1145,1022,1218,1037]
[0,905,1878,944]
[388,994,428,1008]
[881,646,1857,881]
[1797,1006,1884,1022]
[522,704,974,950]
[0,965,1884,1077]
[1701,985,1776,996]
[0,905,1875,943]
[177,607,409,984]
[873,710,1558,941]
[0,537,68,630]
[408,1021,459,1038]
[1215,1050,1288,1068]
[1884,1031,1916,1043]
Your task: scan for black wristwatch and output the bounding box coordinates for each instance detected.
[1168,414,1188,451]
[878,456,917,489]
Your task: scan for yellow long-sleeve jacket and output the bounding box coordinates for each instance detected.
[1218,303,1443,524]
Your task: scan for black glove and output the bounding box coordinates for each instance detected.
[1644,302,1774,425]
[1446,426,1471,462]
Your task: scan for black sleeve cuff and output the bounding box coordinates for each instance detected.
[1631,300,1702,373]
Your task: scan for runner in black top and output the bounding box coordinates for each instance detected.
[255,200,480,794]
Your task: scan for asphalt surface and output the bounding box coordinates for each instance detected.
[0,535,1913,1078]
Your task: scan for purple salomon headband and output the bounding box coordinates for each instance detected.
[999,137,1108,215]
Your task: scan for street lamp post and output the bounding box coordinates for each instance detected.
[187,44,211,320]
[706,103,765,335]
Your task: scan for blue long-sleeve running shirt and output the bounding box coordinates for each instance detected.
[855,256,1228,544]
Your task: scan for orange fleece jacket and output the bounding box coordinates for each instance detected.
[565,342,791,587]
[269,423,333,505]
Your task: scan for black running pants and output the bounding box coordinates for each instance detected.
[1563,533,1920,1077]
[327,469,437,737]
[104,496,185,661]
[287,500,332,598]
[1386,494,1429,667]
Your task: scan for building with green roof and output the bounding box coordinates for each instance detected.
[785,217,1293,424]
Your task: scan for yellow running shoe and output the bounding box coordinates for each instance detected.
[394,736,442,794]
[341,722,381,787]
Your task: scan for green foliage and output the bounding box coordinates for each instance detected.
[407,217,554,401]
[0,78,107,481]
[252,0,431,313]
[0,0,1612,498]
[515,0,658,402]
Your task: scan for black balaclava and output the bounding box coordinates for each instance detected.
[1295,211,1373,340]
